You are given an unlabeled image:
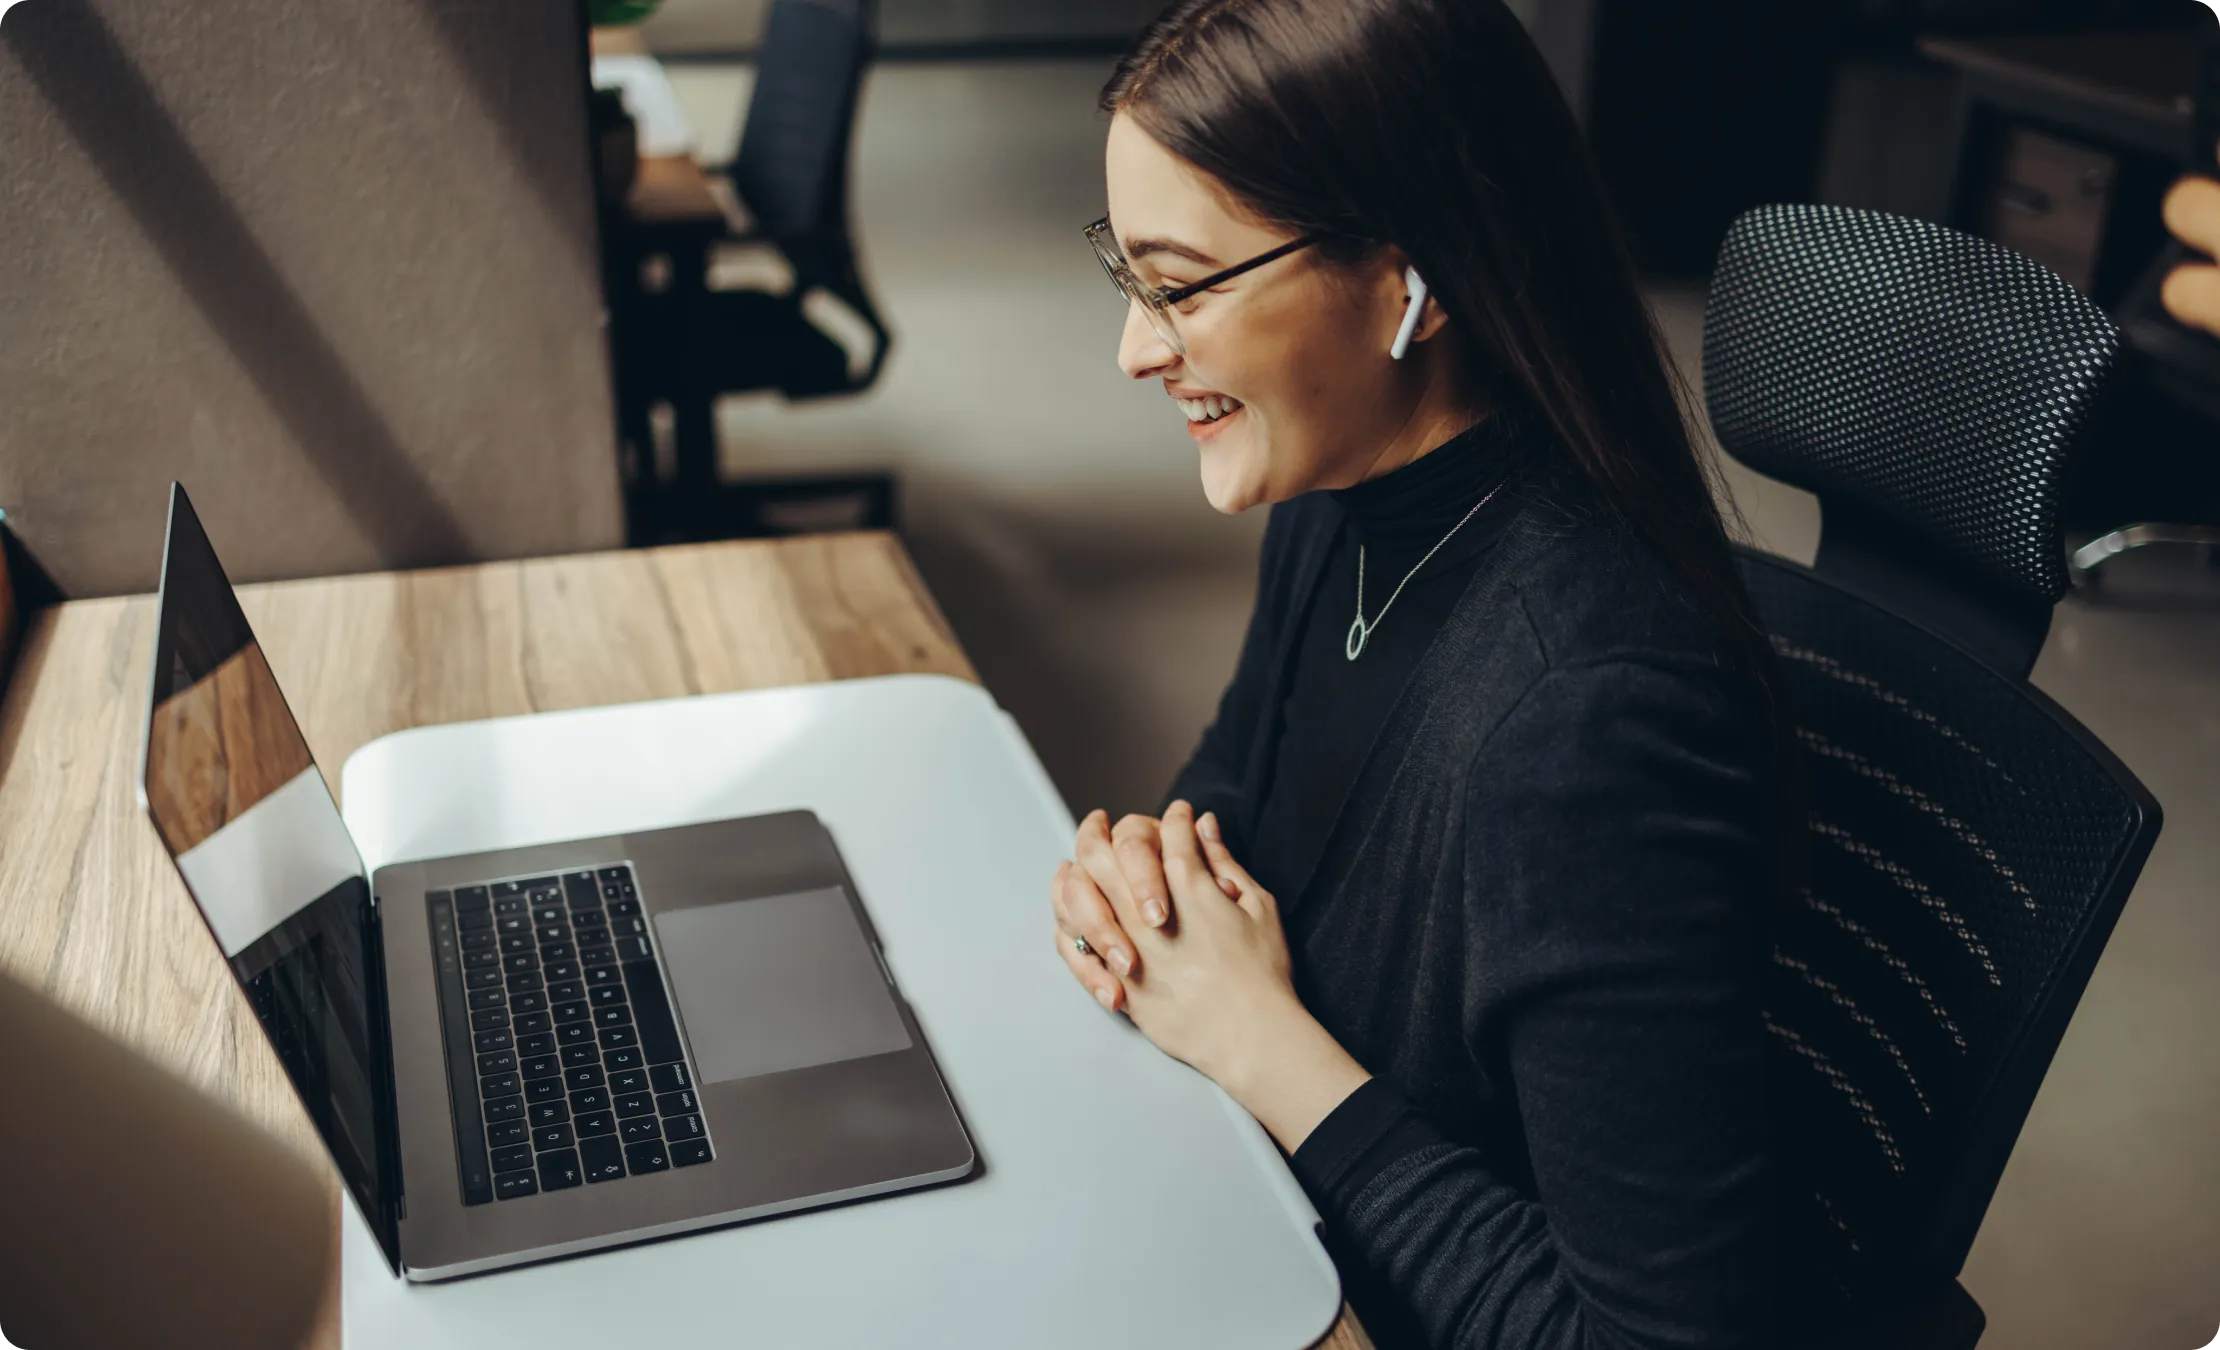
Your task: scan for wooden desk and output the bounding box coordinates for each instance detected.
[0,535,1370,1350]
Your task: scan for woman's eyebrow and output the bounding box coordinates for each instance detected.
[1124,235,1222,268]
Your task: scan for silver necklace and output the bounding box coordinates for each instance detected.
[1346,475,1509,661]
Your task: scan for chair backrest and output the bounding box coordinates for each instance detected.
[724,0,890,392]
[731,0,870,259]
[1705,205,2122,678]
[1749,550,2159,1310]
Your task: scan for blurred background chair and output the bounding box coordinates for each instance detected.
[606,0,895,545]
[1705,204,2164,1345]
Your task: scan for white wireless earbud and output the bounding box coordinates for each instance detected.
[1390,265,1429,361]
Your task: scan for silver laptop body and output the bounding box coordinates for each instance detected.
[140,484,976,1281]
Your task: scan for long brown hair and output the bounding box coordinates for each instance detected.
[1103,0,1768,675]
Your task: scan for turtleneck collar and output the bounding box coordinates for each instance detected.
[1328,400,1533,555]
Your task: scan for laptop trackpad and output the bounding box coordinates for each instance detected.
[654,888,913,1084]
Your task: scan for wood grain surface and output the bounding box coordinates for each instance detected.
[0,532,1370,1350]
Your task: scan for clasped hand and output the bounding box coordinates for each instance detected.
[1049,802,1374,1150]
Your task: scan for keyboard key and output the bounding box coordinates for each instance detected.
[477,1050,517,1076]
[513,1012,552,1036]
[467,988,506,1011]
[609,1068,649,1095]
[625,1140,669,1174]
[528,1100,571,1126]
[502,953,538,974]
[615,1092,654,1118]
[517,1032,557,1056]
[598,1027,638,1050]
[580,945,618,968]
[608,915,648,939]
[454,885,490,913]
[585,965,622,987]
[593,1005,633,1029]
[491,1143,533,1173]
[571,1087,610,1112]
[591,984,627,1007]
[669,1139,713,1168]
[561,1044,599,1068]
[662,1113,705,1141]
[559,1022,596,1046]
[484,1095,525,1123]
[463,947,501,969]
[649,1063,691,1094]
[549,981,586,1002]
[539,1148,583,1192]
[540,941,575,961]
[575,1110,616,1137]
[479,1073,520,1098]
[655,1089,697,1117]
[607,899,642,918]
[461,928,498,950]
[495,896,528,917]
[521,1054,560,1079]
[598,866,630,883]
[573,909,608,932]
[544,961,582,982]
[458,909,493,933]
[535,924,568,944]
[495,1171,538,1200]
[486,1119,527,1147]
[532,1123,576,1150]
[493,879,530,898]
[553,1001,591,1024]
[581,1136,625,1182]
[466,967,503,990]
[473,1029,513,1053]
[619,1115,660,1144]
[505,971,544,993]
[499,933,534,954]
[509,991,548,1015]
[603,1046,643,1071]
[497,913,530,934]
[615,937,651,961]
[566,1064,606,1091]
[469,1008,509,1032]
[563,872,601,908]
[527,1078,564,1103]
[533,904,565,925]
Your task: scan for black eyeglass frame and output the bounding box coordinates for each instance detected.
[1085,216,1328,352]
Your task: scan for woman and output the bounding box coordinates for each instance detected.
[1047,2,1799,1348]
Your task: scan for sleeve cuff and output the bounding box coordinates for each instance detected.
[1288,1077,1450,1209]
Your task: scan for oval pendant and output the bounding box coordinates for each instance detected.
[1345,615,1370,661]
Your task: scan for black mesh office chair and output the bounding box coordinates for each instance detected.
[713,0,890,399]
[1703,205,2164,1346]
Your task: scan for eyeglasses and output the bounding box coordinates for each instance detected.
[1084,215,1324,356]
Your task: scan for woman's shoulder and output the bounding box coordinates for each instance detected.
[1502,477,1751,685]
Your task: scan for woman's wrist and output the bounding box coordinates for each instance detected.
[1212,996,1373,1153]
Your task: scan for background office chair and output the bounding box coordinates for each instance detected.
[1703,204,2164,1346]
[714,0,890,399]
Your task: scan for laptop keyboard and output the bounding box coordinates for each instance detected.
[427,865,715,1205]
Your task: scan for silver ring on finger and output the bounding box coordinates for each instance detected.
[1072,935,1093,957]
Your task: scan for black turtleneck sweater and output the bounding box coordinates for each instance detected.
[1166,406,1786,1349]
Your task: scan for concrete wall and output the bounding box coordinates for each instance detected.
[0,0,624,597]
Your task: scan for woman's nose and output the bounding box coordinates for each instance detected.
[1116,302,1177,380]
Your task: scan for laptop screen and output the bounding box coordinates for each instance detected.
[140,484,403,1273]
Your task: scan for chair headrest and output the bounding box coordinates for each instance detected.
[1703,204,2120,609]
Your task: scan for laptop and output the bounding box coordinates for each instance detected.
[138,484,976,1281]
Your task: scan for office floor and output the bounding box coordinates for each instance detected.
[667,58,2220,1347]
